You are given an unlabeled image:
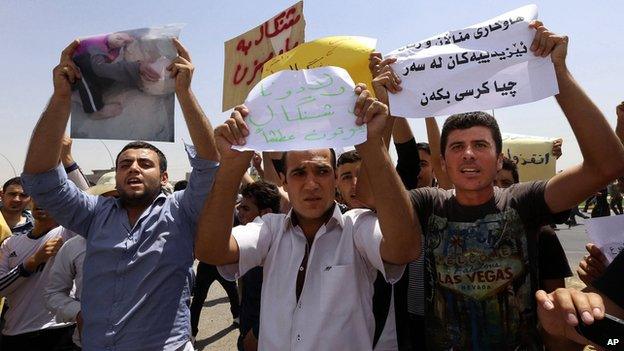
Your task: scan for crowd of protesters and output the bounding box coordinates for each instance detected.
[0,19,623,351]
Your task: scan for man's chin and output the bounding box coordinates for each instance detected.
[119,189,159,207]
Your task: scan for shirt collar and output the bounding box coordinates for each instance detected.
[283,202,345,232]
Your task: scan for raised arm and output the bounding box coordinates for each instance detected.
[424,117,453,189]
[195,106,253,265]
[24,41,81,174]
[616,102,624,144]
[531,22,624,213]
[352,54,403,209]
[353,85,420,265]
[169,39,219,162]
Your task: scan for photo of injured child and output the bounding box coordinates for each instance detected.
[70,24,182,142]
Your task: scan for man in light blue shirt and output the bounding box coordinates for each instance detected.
[22,39,220,350]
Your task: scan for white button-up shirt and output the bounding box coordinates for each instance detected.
[219,205,404,351]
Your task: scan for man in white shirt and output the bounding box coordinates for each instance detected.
[195,85,420,351]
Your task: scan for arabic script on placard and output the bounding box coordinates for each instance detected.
[234,66,366,151]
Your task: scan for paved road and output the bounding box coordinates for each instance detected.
[193,215,599,350]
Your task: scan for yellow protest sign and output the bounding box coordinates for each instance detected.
[502,134,556,182]
[261,36,377,94]
[222,1,305,111]
[0,213,11,244]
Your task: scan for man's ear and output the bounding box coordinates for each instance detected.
[161,171,169,186]
[496,153,504,171]
[279,172,288,191]
[440,154,447,172]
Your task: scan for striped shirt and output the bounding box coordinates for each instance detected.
[0,226,75,335]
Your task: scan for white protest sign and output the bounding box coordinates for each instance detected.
[585,215,624,263]
[387,5,558,118]
[234,66,365,151]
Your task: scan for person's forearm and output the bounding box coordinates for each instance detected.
[616,115,624,145]
[425,117,453,189]
[262,152,282,185]
[354,116,395,209]
[196,154,251,264]
[241,172,254,187]
[24,94,71,174]
[555,67,624,175]
[392,117,414,144]
[23,254,42,273]
[356,138,420,264]
[177,90,219,162]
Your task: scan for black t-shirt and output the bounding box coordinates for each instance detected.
[409,181,568,350]
[538,226,573,281]
[594,250,624,309]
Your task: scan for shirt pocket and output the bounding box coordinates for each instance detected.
[319,264,359,317]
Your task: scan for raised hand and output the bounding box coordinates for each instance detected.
[529,21,568,69]
[214,105,253,161]
[53,40,82,98]
[168,38,194,93]
[353,84,389,140]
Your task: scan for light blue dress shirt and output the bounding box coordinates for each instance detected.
[23,147,218,351]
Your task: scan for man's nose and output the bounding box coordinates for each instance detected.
[128,161,141,172]
[462,146,476,159]
[303,174,320,190]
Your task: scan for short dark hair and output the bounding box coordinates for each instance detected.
[415,142,431,155]
[440,112,502,158]
[173,180,188,191]
[116,141,167,173]
[241,181,281,213]
[2,177,23,193]
[279,149,336,176]
[337,150,361,167]
[501,157,520,184]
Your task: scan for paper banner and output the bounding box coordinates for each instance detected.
[502,134,556,182]
[262,36,376,95]
[387,5,558,118]
[234,66,365,151]
[586,215,624,263]
[222,2,305,111]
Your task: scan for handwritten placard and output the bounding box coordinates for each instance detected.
[262,36,376,96]
[502,134,556,182]
[586,215,624,263]
[222,1,305,111]
[234,66,365,152]
[387,5,558,118]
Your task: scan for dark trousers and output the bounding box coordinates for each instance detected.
[190,262,240,336]
[1,325,77,351]
[611,197,623,215]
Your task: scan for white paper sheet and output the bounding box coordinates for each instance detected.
[234,66,366,151]
[387,5,558,118]
[586,215,624,263]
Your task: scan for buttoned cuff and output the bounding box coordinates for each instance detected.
[22,164,66,197]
